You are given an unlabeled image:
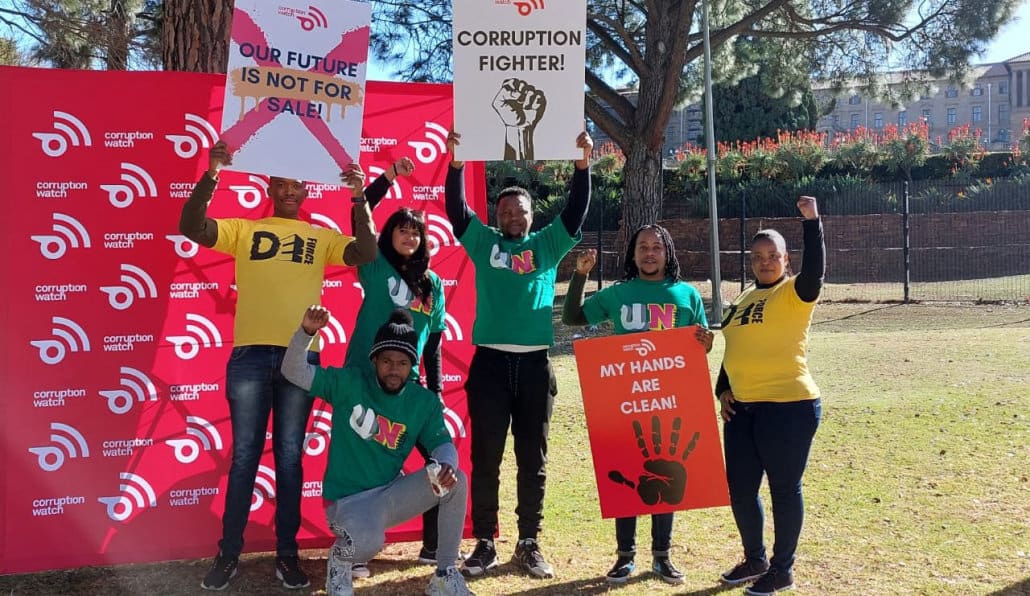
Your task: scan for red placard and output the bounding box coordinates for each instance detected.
[573,327,729,519]
[0,66,484,574]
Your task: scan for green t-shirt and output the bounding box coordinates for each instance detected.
[461,217,580,346]
[309,366,451,500]
[582,277,709,334]
[343,253,446,379]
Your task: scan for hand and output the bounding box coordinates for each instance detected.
[574,130,594,169]
[719,389,736,422]
[797,196,819,220]
[207,140,233,177]
[390,156,415,179]
[301,305,330,335]
[339,164,366,198]
[607,416,700,506]
[435,463,458,490]
[446,131,463,169]
[492,78,546,129]
[575,249,597,276]
[694,325,714,353]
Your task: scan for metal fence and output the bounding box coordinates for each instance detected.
[722,176,1030,303]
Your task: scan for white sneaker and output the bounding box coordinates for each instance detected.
[352,563,371,578]
[425,566,475,596]
[326,552,353,596]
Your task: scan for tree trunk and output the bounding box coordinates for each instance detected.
[161,0,233,72]
[105,0,129,70]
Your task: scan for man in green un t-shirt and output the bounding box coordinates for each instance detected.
[443,130,593,579]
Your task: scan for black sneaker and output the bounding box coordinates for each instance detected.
[745,567,794,595]
[418,547,438,564]
[512,538,554,579]
[201,552,238,590]
[652,557,684,585]
[605,556,635,584]
[462,539,498,577]
[720,558,770,585]
[275,555,310,589]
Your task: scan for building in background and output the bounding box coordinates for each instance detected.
[815,52,1030,149]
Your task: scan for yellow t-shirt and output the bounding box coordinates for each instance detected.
[720,276,820,403]
[213,217,353,347]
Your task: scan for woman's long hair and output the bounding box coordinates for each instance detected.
[378,208,434,304]
[622,224,681,281]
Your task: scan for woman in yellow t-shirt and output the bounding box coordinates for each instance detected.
[716,196,824,596]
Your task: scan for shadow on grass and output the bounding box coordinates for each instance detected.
[989,577,1030,595]
[811,304,899,326]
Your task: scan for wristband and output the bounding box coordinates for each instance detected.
[392,163,399,177]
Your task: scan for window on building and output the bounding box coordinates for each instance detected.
[998,129,1010,142]
[999,81,1008,95]
[945,87,958,98]
[971,105,983,123]
[922,108,933,126]
[1018,72,1024,107]
[898,111,907,126]
[971,86,983,97]
[999,103,1009,123]
[874,112,884,128]
[848,95,861,105]
[947,107,957,125]
[832,114,841,127]
[850,113,861,129]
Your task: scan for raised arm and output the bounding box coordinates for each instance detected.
[561,249,597,326]
[359,157,415,210]
[422,331,444,396]
[559,131,594,237]
[179,140,232,248]
[793,196,825,303]
[281,305,329,391]
[341,167,377,266]
[444,131,475,238]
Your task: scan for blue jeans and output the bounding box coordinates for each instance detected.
[615,513,674,557]
[218,345,316,558]
[723,399,821,573]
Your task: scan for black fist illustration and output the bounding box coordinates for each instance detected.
[608,416,699,506]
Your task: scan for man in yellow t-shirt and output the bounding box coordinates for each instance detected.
[178,141,377,591]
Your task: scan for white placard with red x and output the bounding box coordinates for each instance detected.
[220,0,371,183]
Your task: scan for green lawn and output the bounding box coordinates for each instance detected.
[1,304,1028,595]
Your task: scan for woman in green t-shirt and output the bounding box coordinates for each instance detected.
[563,224,713,586]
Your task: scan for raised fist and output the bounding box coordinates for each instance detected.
[576,249,597,276]
[493,78,547,160]
[302,305,331,335]
[207,140,233,177]
[797,195,819,220]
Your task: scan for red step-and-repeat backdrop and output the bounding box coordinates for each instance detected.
[0,66,485,574]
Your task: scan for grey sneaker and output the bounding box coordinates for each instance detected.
[352,563,371,578]
[201,552,238,590]
[425,566,475,595]
[513,538,554,579]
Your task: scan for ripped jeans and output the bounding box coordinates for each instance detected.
[324,466,467,595]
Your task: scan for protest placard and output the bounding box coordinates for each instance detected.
[453,0,586,161]
[573,326,729,519]
[220,0,370,183]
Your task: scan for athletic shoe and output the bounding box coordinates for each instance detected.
[201,552,238,590]
[720,558,770,585]
[462,539,498,576]
[352,563,371,578]
[605,556,635,584]
[512,538,554,579]
[425,566,476,596]
[652,557,685,585]
[745,568,794,595]
[275,555,310,589]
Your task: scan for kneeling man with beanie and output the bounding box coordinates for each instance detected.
[281,306,471,596]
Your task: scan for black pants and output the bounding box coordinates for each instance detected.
[466,346,557,540]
